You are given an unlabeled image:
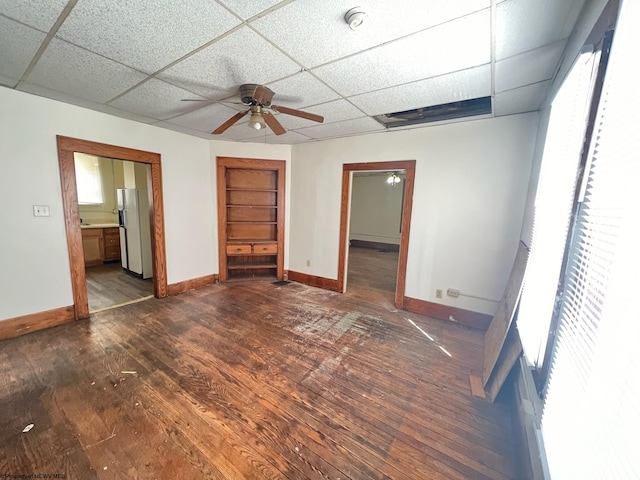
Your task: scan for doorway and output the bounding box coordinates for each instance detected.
[57,136,168,320]
[337,160,416,309]
[75,154,155,312]
[346,170,405,304]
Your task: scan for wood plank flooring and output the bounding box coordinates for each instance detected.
[0,279,517,479]
[86,263,154,312]
[346,246,399,307]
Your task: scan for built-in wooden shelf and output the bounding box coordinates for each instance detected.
[227,221,277,224]
[227,263,278,270]
[217,157,285,282]
[227,204,278,208]
[225,188,278,192]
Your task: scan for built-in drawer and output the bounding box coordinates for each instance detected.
[103,227,119,235]
[104,235,120,246]
[253,244,277,254]
[104,246,121,260]
[226,244,252,255]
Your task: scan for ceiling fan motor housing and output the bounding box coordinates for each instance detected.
[240,83,274,106]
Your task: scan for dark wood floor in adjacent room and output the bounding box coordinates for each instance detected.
[86,263,154,312]
[0,279,517,479]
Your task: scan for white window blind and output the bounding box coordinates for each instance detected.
[541,1,640,477]
[516,49,597,368]
[75,154,104,205]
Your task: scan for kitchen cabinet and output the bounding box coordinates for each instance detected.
[103,227,121,261]
[217,157,285,282]
[81,228,104,267]
[81,226,121,266]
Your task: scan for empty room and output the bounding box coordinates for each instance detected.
[1,0,638,478]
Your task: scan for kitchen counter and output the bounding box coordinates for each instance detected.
[81,223,119,229]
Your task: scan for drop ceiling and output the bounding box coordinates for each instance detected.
[0,0,586,144]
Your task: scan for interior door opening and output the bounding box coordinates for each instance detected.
[57,136,167,320]
[74,154,155,313]
[338,160,415,309]
[345,170,405,305]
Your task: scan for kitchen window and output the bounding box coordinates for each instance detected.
[74,154,105,205]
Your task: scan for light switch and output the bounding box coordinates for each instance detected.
[33,205,50,217]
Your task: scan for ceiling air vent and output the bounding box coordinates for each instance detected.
[374,96,492,128]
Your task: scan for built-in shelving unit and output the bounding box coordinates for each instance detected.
[217,157,285,282]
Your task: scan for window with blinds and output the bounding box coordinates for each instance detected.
[516,48,597,369]
[541,0,640,477]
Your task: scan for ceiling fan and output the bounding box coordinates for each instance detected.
[184,84,324,136]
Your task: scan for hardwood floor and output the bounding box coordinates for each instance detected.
[86,263,154,312]
[346,246,399,307]
[0,280,517,479]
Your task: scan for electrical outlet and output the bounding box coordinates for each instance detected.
[306,260,311,267]
[33,205,50,217]
[435,289,442,299]
[447,288,460,298]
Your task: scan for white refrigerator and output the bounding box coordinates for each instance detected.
[117,188,153,279]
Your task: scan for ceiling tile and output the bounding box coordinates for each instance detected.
[0,17,46,88]
[313,9,490,97]
[349,64,492,116]
[17,82,159,123]
[150,121,213,140]
[56,0,241,73]
[275,99,365,130]
[159,27,300,99]
[296,116,383,140]
[493,80,551,116]
[252,0,490,68]
[266,72,340,109]
[495,39,565,93]
[243,130,313,145]
[496,0,585,60]
[166,102,242,133]
[0,0,70,32]
[109,78,207,120]
[25,38,147,103]
[218,0,284,20]
[222,120,269,141]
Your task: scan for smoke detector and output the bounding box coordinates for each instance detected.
[345,7,367,30]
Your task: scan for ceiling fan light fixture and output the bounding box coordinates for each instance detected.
[387,172,401,185]
[345,7,367,30]
[247,105,266,130]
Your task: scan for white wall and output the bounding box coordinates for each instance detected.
[0,87,213,320]
[290,114,538,315]
[350,174,404,245]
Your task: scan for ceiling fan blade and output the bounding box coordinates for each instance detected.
[251,84,275,105]
[181,98,211,102]
[262,112,286,135]
[212,109,249,134]
[271,105,324,123]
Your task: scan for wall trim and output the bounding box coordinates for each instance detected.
[167,274,217,296]
[403,296,493,330]
[288,271,340,292]
[0,306,76,341]
[350,239,400,252]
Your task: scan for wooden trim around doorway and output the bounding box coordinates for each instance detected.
[57,136,168,320]
[338,160,416,309]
